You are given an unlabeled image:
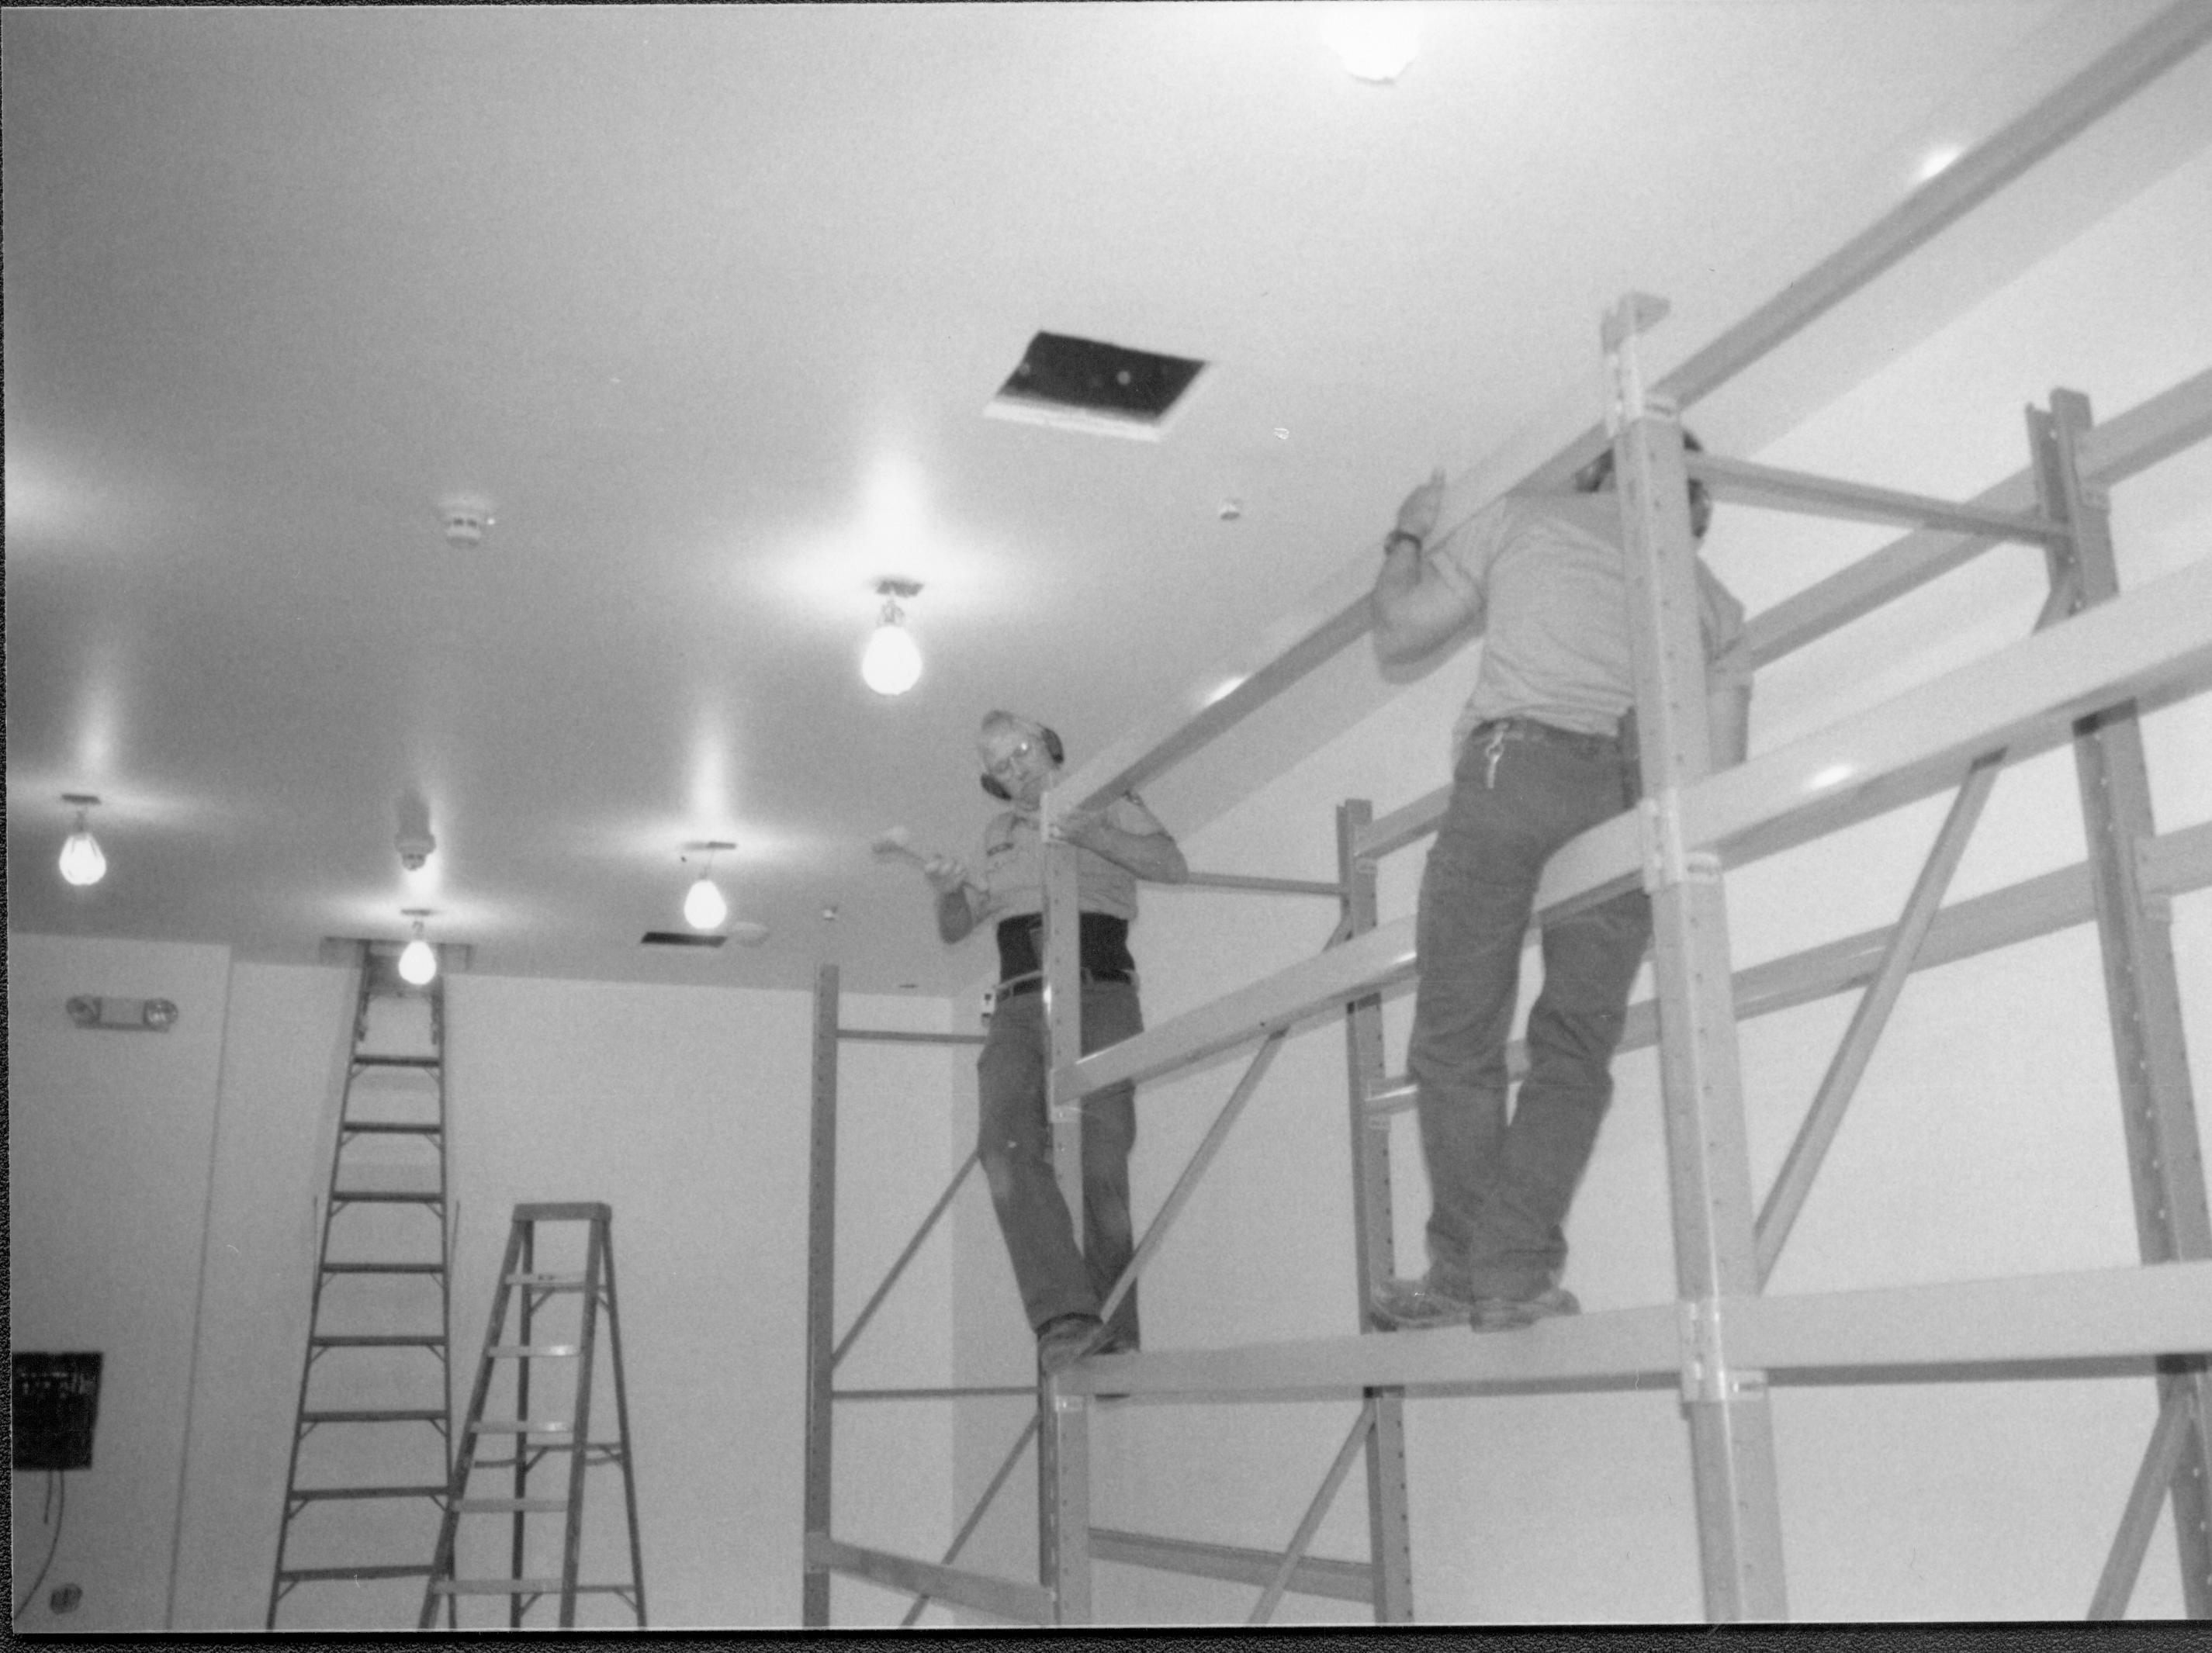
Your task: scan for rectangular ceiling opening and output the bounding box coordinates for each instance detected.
[640,932,725,949]
[986,331,1206,441]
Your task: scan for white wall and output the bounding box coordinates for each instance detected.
[1035,144,2212,1624]
[6,939,961,1631]
[7,935,235,1635]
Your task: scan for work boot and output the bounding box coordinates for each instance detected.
[1036,1312,1106,1376]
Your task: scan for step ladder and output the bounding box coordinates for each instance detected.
[268,939,456,1630]
[421,1203,646,1629]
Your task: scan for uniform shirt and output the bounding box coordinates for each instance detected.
[974,793,1169,925]
[1428,490,1746,756]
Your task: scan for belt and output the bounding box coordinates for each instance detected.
[995,970,1134,1001]
[1469,716,1625,756]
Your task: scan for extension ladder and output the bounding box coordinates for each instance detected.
[268,939,456,1629]
[421,1202,646,1628]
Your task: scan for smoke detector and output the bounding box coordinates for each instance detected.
[438,495,495,550]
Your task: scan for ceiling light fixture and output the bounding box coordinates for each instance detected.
[862,579,924,697]
[398,910,438,986]
[684,842,735,931]
[438,493,495,551]
[1320,2,1420,84]
[59,794,107,887]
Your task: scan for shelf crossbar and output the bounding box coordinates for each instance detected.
[1689,453,2067,545]
[1744,368,2212,669]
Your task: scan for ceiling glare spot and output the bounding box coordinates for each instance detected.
[987,332,1206,441]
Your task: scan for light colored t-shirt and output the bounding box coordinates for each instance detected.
[975,793,1168,924]
[1429,490,1746,754]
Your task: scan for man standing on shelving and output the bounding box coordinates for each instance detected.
[909,710,1186,1375]
[1366,436,1751,1330]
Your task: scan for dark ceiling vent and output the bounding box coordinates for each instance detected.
[988,332,1206,440]
[640,931,725,949]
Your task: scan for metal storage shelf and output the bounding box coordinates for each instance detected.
[801,3,2212,1624]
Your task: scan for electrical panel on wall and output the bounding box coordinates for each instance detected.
[14,1352,104,1471]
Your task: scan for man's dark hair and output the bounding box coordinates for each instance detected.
[1577,429,1712,536]
[1574,428,1705,493]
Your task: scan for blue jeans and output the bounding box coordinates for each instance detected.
[976,979,1141,1346]
[1408,721,1650,1302]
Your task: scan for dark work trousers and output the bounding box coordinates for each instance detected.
[975,978,1142,1348]
[1407,720,1651,1302]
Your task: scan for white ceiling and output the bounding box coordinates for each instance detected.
[7,2,2205,996]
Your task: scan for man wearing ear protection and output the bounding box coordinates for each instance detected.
[915,711,1186,1376]
[1367,436,1750,1333]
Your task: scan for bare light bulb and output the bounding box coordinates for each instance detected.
[1320,2,1420,83]
[60,797,106,886]
[398,916,438,985]
[61,825,107,886]
[861,581,923,697]
[862,615,922,696]
[684,872,729,931]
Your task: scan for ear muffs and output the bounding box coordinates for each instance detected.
[978,724,1064,800]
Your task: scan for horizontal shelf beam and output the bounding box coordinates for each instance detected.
[836,1028,986,1047]
[1612,814,2212,1069]
[1652,4,2212,417]
[1082,560,2212,1098]
[805,1532,1051,1625]
[1179,870,1348,898]
[1362,815,2212,1118]
[833,1385,1037,1402]
[1689,453,2065,543]
[1088,1525,1375,1604]
[1584,553,2212,904]
[1078,919,1416,1095]
[1065,1260,2212,1402]
[1733,1260,2212,1373]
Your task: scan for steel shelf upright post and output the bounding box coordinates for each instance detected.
[2031,390,2212,1615]
[1037,809,1093,1622]
[801,964,842,1627]
[1607,292,1788,1620]
[1337,799,1414,1621]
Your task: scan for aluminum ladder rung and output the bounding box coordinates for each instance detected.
[431,1579,633,1597]
[301,1406,448,1424]
[321,1260,445,1274]
[341,1120,443,1136]
[351,1053,442,1069]
[468,1418,574,1436]
[455,1496,570,1514]
[290,1483,451,1503]
[504,1271,586,1288]
[488,1343,581,1357]
[310,1333,447,1347]
[279,1563,435,1582]
[330,1196,445,1213]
